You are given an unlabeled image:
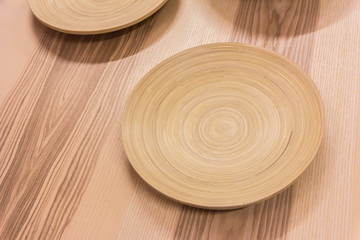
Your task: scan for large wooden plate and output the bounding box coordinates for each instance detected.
[122,43,324,210]
[28,0,168,34]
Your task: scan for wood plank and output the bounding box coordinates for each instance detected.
[0,0,359,239]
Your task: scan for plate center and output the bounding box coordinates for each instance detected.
[204,108,246,144]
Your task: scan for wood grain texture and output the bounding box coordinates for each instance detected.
[0,0,359,239]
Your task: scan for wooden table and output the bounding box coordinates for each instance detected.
[1,0,359,239]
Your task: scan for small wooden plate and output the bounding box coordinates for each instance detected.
[28,0,168,34]
[122,43,324,210]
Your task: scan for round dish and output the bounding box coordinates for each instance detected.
[122,43,324,209]
[28,0,168,34]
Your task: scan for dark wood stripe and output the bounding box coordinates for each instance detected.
[0,11,159,239]
[174,207,215,240]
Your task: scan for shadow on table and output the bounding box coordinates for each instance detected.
[124,141,328,239]
[31,0,180,63]
[208,0,354,37]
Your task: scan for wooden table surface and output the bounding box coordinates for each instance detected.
[1,0,359,239]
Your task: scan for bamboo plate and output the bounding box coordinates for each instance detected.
[28,0,168,34]
[122,43,324,210]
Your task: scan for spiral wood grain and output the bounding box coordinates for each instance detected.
[122,43,324,210]
[28,0,168,34]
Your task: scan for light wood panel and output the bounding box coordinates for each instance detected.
[0,0,359,239]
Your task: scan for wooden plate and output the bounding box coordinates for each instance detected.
[28,0,168,34]
[122,43,324,210]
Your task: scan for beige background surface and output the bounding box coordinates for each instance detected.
[0,0,359,239]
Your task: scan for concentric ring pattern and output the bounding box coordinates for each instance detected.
[122,43,324,209]
[28,0,168,34]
